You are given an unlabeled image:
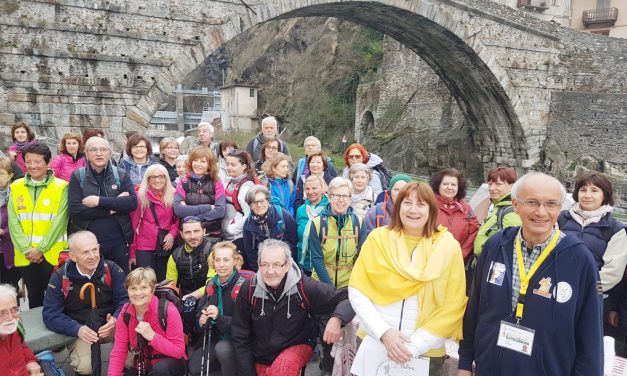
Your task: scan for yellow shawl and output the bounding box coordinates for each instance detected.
[349,226,467,340]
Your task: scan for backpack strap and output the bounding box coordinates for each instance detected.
[231,274,250,301]
[232,177,253,214]
[79,167,86,190]
[274,205,286,237]
[157,297,168,331]
[205,278,215,299]
[60,263,71,301]
[496,206,514,230]
[111,165,121,186]
[148,201,161,228]
[296,279,310,310]
[103,262,113,288]
[318,214,328,245]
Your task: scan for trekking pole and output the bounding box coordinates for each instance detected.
[200,321,213,376]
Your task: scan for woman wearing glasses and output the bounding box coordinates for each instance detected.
[253,138,283,177]
[221,149,258,254]
[341,143,385,198]
[119,133,157,186]
[349,181,466,375]
[242,185,297,271]
[129,164,180,280]
[174,146,226,242]
[158,137,180,183]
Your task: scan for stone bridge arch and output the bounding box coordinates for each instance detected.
[132,0,560,167]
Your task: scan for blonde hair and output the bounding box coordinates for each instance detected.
[125,267,157,290]
[262,153,291,178]
[208,241,244,270]
[304,174,328,193]
[138,164,175,210]
[159,137,179,159]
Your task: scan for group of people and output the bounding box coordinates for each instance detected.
[0,117,626,376]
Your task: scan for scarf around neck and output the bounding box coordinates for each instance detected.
[569,202,613,227]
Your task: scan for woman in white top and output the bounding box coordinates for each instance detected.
[349,181,467,375]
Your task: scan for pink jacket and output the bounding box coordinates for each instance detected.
[48,152,86,182]
[8,144,27,173]
[108,296,187,376]
[129,190,179,258]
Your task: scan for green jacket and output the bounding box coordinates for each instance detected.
[473,193,521,256]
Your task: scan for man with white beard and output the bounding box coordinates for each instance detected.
[0,284,41,375]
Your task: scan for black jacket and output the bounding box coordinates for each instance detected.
[231,262,355,375]
[68,163,137,247]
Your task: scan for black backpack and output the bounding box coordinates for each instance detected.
[372,163,393,191]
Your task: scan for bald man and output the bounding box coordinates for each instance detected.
[43,230,128,375]
[458,172,603,376]
[68,137,137,273]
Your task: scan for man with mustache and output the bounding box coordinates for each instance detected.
[0,284,41,375]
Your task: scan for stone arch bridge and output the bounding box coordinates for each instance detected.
[1,0,626,174]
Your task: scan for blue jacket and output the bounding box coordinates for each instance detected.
[268,178,296,216]
[242,205,298,271]
[43,258,129,337]
[295,195,329,268]
[459,227,602,376]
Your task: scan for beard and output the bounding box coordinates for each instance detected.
[0,319,18,335]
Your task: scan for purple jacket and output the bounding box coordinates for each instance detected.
[129,190,180,259]
[49,152,86,182]
[1,205,15,269]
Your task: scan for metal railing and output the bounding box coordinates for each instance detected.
[517,0,548,10]
[582,7,618,26]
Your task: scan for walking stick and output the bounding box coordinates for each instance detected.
[200,322,213,376]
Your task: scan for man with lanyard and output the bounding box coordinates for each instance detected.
[458,172,602,376]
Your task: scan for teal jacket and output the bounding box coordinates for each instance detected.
[296,195,329,269]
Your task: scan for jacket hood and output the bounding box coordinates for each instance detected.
[366,152,383,168]
[252,260,303,318]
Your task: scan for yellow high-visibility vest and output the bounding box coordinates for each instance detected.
[11,178,68,266]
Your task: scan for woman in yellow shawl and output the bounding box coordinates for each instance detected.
[349,181,467,375]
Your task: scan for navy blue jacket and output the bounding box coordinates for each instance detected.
[242,205,298,271]
[459,227,603,376]
[43,258,128,337]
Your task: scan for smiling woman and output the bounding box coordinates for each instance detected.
[348,181,467,375]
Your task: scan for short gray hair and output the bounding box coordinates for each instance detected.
[258,239,292,264]
[0,284,17,301]
[245,185,270,206]
[68,230,98,252]
[197,122,214,134]
[261,116,278,129]
[303,136,321,148]
[511,172,566,203]
[348,163,372,180]
[328,177,353,195]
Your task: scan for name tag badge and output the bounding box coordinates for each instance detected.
[497,320,535,356]
[488,262,506,286]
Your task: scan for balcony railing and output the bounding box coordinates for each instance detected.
[517,0,548,11]
[582,7,618,26]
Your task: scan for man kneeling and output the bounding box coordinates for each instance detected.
[43,230,128,375]
[232,239,355,376]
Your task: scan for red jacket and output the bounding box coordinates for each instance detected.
[49,152,86,182]
[108,296,187,376]
[129,190,179,258]
[435,194,479,260]
[0,331,38,376]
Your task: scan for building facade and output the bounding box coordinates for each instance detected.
[570,0,626,38]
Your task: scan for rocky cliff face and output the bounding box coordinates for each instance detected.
[181,17,367,150]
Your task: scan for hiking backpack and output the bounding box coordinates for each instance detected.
[247,273,310,313]
[231,177,263,214]
[205,270,255,301]
[485,205,514,237]
[56,259,113,301]
[78,165,120,190]
[371,164,393,191]
[300,213,362,267]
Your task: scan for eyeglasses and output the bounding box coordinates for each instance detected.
[0,306,19,320]
[86,147,110,154]
[148,175,167,182]
[348,154,362,160]
[259,262,287,271]
[266,145,279,151]
[131,145,147,150]
[251,198,268,206]
[330,193,351,201]
[519,199,562,211]
[164,146,179,150]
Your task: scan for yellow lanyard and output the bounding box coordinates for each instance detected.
[514,229,561,321]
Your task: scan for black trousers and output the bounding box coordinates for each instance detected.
[0,254,21,292]
[100,243,130,274]
[124,358,186,376]
[19,260,53,308]
[135,250,169,282]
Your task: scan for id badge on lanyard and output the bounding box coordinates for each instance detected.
[496,229,561,356]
